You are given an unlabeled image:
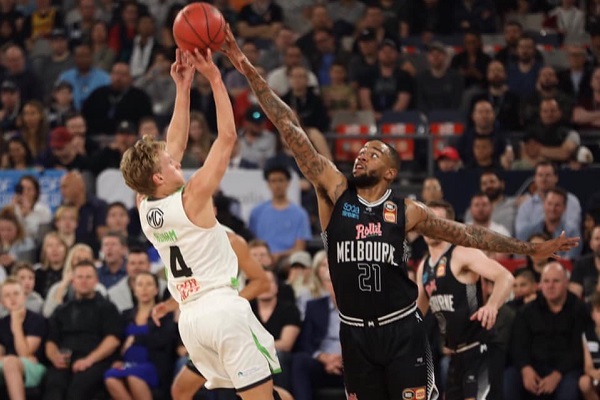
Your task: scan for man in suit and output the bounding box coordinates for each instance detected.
[291,265,344,400]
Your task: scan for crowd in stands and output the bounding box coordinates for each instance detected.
[0,0,600,399]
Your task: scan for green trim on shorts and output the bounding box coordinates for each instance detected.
[0,357,46,388]
[250,331,282,374]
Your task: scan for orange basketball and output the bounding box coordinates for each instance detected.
[172,2,226,53]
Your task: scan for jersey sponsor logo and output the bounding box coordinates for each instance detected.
[176,278,200,301]
[402,388,415,399]
[383,201,397,223]
[355,222,382,239]
[415,387,426,400]
[146,208,164,229]
[342,202,360,219]
[436,257,447,277]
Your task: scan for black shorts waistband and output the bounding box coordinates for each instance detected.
[339,302,418,328]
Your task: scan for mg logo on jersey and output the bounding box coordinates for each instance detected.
[146,208,164,229]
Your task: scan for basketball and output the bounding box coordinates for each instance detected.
[172,2,226,53]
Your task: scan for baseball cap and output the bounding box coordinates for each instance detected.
[1,80,18,92]
[379,38,399,51]
[427,41,447,54]
[245,106,266,123]
[49,127,73,149]
[576,146,594,164]
[50,28,67,39]
[53,80,73,91]
[289,251,312,269]
[357,28,376,42]
[435,147,460,161]
[116,120,136,134]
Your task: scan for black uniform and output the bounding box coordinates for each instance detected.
[323,185,438,400]
[422,245,502,400]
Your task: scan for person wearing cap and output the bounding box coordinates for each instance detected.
[31,28,74,100]
[0,79,22,133]
[286,250,313,297]
[48,81,76,129]
[347,28,379,85]
[416,41,464,113]
[436,147,462,172]
[358,37,414,119]
[88,120,138,175]
[39,126,90,170]
[238,105,277,168]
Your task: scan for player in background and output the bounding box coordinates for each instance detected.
[220,25,579,399]
[120,48,279,400]
[416,200,514,400]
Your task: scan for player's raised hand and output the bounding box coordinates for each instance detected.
[219,24,246,74]
[171,48,195,89]
[186,48,221,82]
[531,231,580,259]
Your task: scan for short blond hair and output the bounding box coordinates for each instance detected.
[120,135,166,197]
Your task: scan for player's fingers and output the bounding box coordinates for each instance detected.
[205,48,212,60]
[175,48,181,64]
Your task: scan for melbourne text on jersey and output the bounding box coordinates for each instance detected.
[429,294,456,313]
[336,240,398,266]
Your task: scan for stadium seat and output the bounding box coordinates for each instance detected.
[427,110,466,151]
[378,110,428,161]
[330,110,377,162]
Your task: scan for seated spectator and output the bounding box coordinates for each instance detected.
[507,268,538,311]
[97,232,128,290]
[10,263,44,315]
[0,208,36,274]
[224,40,260,98]
[521,233,554,283]
[17,100,49,161]
[180,112,215,169]
[251,269,301,391]
[467,192,512,236]
[236,0,283,42]
[104,272,175,398]
[465,135,502,171]
[34,232,68,299]
[416,41,464,113]
[47,81,76,129]
[521,67,574,127]
[43,244,106,318]
[238,106,277,169]
[495,21,543,67]
[258,27,296,73]
[519,187,582,260]
[557,45,591,103]
[1,45,42,103]
[89,120,140,175]
[248,239,296,305]
[0,80,22,135]
[107,247,166,312]
[580,292,600,400]
[64,112,99,157]
[306,28,352,87]
[8,175,52,244]
[90,21,116,73]
[549,0,586,43]
[43,260,122,400]
[516,162,582,241]
[291,264,344,400]
[137,116,161,139]
[267,46,320,97]
[464,170,517,235]
[358,39,414,120]
[572,66,600,130]
[104,202,147,250]
[436,147,462,172]
[233,65,267,128]
[295,4,334,59]
[64,0,102,45]
[347,28,379,88]
[128,15,160,80]
[321,63,357,117]
[282,66,330,132]
[450,30,492,89]
[508,262,589,400]
[52,205,78,249]
[452,0,497,33]
[249,165,312,265]
[296,250,329,319]
[0,278,47,398]
[406,0,454,37]
[512,133,543,170]
[39,127,90,171]
[285,250,313,299]
[506,34,543,98]
[108,1,138,62]
[31,28,74,101]
[134,50,176,127]
[0,136,35,170]
[569,225,600,302]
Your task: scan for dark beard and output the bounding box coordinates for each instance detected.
[348,173,379,188]
[540,83,557,91]
[484,187,503,202]
[489,79,505,89]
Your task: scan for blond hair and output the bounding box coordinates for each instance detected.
[54,205,78,222]
[120,135,166,197]
[39,232,68,268]
[63,243,94,279]
[309,250,328,298]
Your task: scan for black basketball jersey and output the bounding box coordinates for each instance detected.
[321,185,416,319]
[422,245,490,350]
[584,327,600,369]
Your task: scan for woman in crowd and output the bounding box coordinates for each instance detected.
[0,136,36,170]
[9,175,52,244]
[0,208,36,277]
[33,232,68,299]
[181,111,215,168]
[53,205,78,249]
[91,20,116,72]
[17,100,49,161]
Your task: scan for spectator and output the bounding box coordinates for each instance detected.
[416,41,464,113]
[258,26,296,73]
[355,4,399,45]
[327,0,366,32]
[57,43,111,110]
[40,126,90,170]
[43,260,122,400]
[0,277,47,398]
[464,170,517,235]
[282,66,330,132]
[450,30,492,89]
[0,44,42,102]
[321,62,357,117]
[31,28,74,101]
[558,45,592,102]
[64,0,103,45]
[306,28,351,87]
[0,136,34,170]
[249,165,312,265]
[467,192,512,236]
[0,79,22,133]
[248,239,296,304]
[495,21,542,67]
[506,34,543,98]
[52,205,78,249]
[528,98,580,163]
[549,0,587,43]
[580,292,600,400]
[224,40,260,98]
[90,21,116,72]
[507,268,538,310]
[236,0,283,42]
[189,72,219,133]
[108,0,139,62]
[97,232,127,290]
[82,62,153,135]
[453,0,497,33]
[407,0,454,37]
[136,116,161,139]
[522,233,554,283]
[88,120,139,175]
[267,46,320,96]
[509,262,588,400]
[516,162,582,240]
[59,170,108,254]
[8,263,44,315]
[295,250,329,317]
[107,247,166,312]
[17,100,49,161]
[128,14,160,79]
[285,250,313,299]
[296,4,334,59]
[572,66,600,129]
[512,132,543,170]
[104,202,146,250]
[34,232,68,299]
[47,81,76,129]
[21,0,62,51]
[466,135,501,171]
[0,208,36,274]
[347,28,379,87]
[238,105,277,169]
[291,263,344,400]
[521,66,574,127]
[435,147,462,172]
[358,38,414,120]
[181,112,215,169]
[519,187,582,260]
[64,112,99,157]
[251,269,301,391]
[104,272,175,398]
[569,225,600,301]
[9,175,52,243]
[458,99,508,166]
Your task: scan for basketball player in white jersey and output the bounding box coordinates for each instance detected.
[120,49,280,400]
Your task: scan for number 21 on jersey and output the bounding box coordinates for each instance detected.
[358,263,381,292]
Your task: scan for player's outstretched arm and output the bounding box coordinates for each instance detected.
[405,199,579,259]
[186,49,237,196]
[220,25,345,203]
[166,49,195,163]
[227,232,270,301]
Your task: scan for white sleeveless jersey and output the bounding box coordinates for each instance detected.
[139,188,239,304]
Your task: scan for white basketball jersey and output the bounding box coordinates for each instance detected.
[139,188,239,304]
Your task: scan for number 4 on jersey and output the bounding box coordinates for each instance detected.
[170,246,193,277]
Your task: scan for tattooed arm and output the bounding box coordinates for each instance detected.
[405,199,579,259]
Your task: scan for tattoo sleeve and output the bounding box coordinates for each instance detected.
[416,207,537,255]
[240,60,329,183]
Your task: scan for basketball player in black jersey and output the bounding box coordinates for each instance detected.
[416,201,514,400]
[220,25,579,400]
